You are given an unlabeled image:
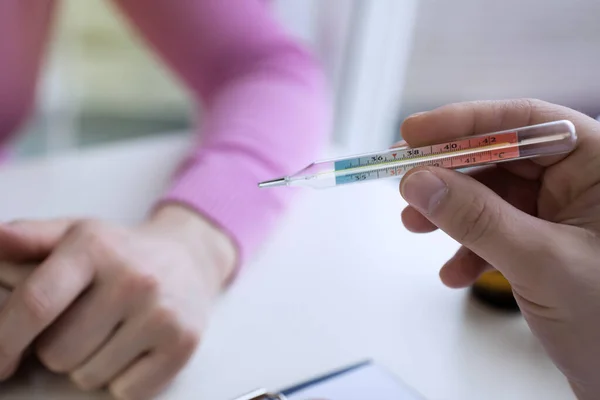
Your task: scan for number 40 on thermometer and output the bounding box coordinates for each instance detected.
[258,120,577,189]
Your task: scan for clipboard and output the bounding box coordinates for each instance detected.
[232,360,424,400]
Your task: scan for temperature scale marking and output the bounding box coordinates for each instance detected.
[334,132,519,185]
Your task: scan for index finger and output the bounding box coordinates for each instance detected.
[0,219,75,263]
[0,239,94,365]
[400,98,600,219]
[400,99,599,166]
[0,262,36,290]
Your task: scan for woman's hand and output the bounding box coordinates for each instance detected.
[399,99,600,400]
[0,204,236,399]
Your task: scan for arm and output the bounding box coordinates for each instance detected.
[0,1,329,394]
[0,0,57,145]
[110,0,331,268]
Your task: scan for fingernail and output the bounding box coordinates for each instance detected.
[401,170,448,215]
[390,140,407,149]
[406,111,427,120]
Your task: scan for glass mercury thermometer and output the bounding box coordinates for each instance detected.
[258,120,577,189]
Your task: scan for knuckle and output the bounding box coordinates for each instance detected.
[109,382,136,400]
[521,97,545,107]
[134,272,160,295]
[70,370,102,392]
[71,221,113,255]
[177,328,201,356]
[149,307,179,329]
[37,346,69,373]
[521,98,548,123]
[70,220,100,236]
[21,283,54,324]
[149,308,202,355]
[453,199,497,247]
[122,271,160,299]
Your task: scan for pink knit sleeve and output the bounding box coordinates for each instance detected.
[111,0,331,264]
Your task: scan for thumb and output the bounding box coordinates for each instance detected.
[400,167,552,283]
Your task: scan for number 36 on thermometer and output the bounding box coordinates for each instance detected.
[258,120,577,189]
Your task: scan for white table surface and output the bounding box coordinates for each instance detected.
[0,135,575,400]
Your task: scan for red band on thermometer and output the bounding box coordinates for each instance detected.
[386,131,520,177]
[432,131,520,167]
[257,120,577,189]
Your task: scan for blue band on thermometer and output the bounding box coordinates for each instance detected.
[258,120,577,190]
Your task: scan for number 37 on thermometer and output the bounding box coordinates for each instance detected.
[258,120,577,189]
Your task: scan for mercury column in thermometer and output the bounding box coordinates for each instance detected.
[258,120,577,189]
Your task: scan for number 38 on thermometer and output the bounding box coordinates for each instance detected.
[258,120,577,189]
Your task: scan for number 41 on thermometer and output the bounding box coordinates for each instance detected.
[258,120,577,189]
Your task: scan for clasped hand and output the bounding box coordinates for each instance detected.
[0,206,235,400]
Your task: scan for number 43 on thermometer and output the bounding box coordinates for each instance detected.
[258,120,577,189]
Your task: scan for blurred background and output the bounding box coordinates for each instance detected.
[14,0,600,159]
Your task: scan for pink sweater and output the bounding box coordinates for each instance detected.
[1,0,330,264]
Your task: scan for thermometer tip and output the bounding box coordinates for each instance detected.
[258,178,287,188]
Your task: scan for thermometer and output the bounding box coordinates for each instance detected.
[258,120,577,189]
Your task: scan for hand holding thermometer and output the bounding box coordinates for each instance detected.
[258,120,577,189]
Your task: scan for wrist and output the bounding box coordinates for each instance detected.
[144,203,237,292]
